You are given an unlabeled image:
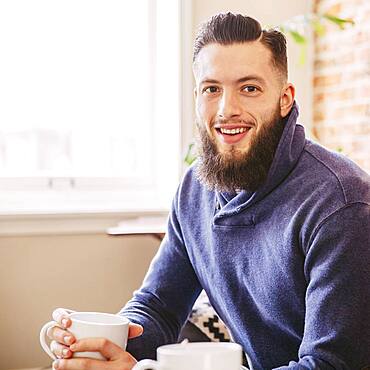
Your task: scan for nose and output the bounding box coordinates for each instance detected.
[217,90,242,119]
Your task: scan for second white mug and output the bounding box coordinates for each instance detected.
[133,342,243,370]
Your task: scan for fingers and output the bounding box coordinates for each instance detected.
[128,323,143,338]
[52,308,73,329]
[50,341,73,359]
[53,353,137,370]
[53,358,105,370]
[70,338,122,360]
[47,326,75,346]
[53,339,138,370]
[48,308,76,360]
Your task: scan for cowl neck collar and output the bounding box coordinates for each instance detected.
[215,101,306,217]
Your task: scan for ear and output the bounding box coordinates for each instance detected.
[280,83,295,118]
[194,87,198,100]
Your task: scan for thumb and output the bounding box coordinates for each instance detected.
[128,323,144,338]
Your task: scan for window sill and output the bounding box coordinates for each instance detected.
[0,191,170,236]
[0,208,169,237]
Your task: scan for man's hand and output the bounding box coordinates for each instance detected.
[47,308,143,360]
[52,338,138,370]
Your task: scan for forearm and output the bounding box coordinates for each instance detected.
[120,302,176,360]
[119,199,202,359]
[121,295,189,360]
[121,287,201,360]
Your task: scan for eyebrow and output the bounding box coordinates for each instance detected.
[200,75,266,86]
[237,75,266,85]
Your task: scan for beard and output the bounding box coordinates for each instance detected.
[195,105,285,193]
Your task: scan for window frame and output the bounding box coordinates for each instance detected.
[0,0,193,227]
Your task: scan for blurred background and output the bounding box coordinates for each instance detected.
[0,0,369,369]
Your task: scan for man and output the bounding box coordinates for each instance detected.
[48,13,370,369]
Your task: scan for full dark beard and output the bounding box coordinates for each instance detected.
[195,107,285,192]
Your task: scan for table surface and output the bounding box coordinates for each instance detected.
[107,215,167,240]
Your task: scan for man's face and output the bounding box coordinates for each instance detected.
[194,41,285,159]
[193,41,293,192]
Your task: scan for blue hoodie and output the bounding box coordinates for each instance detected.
[121,103,370,369]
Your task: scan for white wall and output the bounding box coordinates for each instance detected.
[0,234,159,370]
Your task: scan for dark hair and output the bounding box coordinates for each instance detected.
[193,12,288,80]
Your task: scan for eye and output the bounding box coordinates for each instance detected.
[203,86,220,94]
[242,85,259,93]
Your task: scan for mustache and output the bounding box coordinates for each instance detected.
[212,118,255,127]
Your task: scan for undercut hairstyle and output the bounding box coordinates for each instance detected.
[193,12,288,80]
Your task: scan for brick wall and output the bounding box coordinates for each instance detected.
[313,0,370,172]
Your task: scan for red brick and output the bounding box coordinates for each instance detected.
[314,54,354,69]
[314,93,324,104]
[314,42,330,54]
[357,86,370,98]
[354,31,370,44]
[312,125,343,144]
[313,110,326,122]
[313,89,353,104]
[350,123,370,135]
[344,70,370,82]
[358,48,370,60]
[313,74,342,87]
[330,104,370,119]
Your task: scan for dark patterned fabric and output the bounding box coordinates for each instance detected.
[187,291,231,342]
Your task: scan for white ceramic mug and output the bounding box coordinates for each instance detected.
[40,310,130,360]
[132,342,243,370]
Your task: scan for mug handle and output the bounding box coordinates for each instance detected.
[40,308,76,360]
[132,359,161,370]
[39,321,58,360]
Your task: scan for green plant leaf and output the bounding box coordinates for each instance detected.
[184,143,197,166]
[288,30,307,44]
[312,19,326,36]
[323,14,355,29]
[298,45,307,66]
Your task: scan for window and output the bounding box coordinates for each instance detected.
[0,0,181,214]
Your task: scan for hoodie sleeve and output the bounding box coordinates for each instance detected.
[118,193,202,360]
[274,202,370,369]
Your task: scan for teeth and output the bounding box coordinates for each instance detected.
[220,127,247,135]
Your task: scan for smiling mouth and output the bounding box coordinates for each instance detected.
[217,127,248,135]
[213,125,252,145]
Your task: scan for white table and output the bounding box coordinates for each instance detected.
[107,215,167,241]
